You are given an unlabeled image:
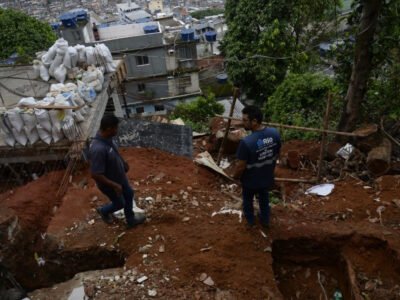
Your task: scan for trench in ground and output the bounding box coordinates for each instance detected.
[272,236,400,300]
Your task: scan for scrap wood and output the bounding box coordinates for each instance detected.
[216,115,376,137]
[194,151,317,183]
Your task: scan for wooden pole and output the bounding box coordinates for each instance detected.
[317,93,332,181]
[216,115,368,137]
[216,87,240,164]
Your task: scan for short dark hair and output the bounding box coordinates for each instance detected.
[100,114,119,131]
[242,105,263,123]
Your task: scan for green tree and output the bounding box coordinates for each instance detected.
[0,8,56,63]
[265,73,339,140]
[191,8,224,20]
[220,0,339,101]
[171,93,224,132]
[335,0,400,132]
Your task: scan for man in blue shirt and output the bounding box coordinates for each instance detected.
[89,115,145,229]
[231,106,281,228]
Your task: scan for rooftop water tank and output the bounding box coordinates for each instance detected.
[205,31,217,42]
[143,24,159,34]
[59,12,78,28]
[51,23,61,30]
[216,73,228,84]
[74,9,88,22]
[181,28,195,41]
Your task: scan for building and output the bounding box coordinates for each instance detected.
[59,12,201,117]
[148,0,164,14]
[116,1,152,23]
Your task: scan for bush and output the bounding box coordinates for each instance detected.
[265,73,340,140]
[171,93,224,132]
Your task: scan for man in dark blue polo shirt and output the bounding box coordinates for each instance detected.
[231,106,281,228]
[89,115,145,229]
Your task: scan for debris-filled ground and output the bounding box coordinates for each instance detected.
[1,138,400,299]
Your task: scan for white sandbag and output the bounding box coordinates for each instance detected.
[0,116,16,147]
[55,38,68,53]
[82,71,97,83]
[32,60,41,79]
[98,66,105,74]
[18,97,36,107]
[36,124,52,144]
[95,44,113,63]
[63,50,72,69]
[68,47,78,68]
[64,83,78,92]
[74,110,85,123]
[96,68,104,85]
[11,128,28,146]
[87,79,102,92]
[75,44,86,64]
[6,108,24,132]
[72,93,85,106]
[41,45,57,67]
[54,64,67,83]
[85,46,96,65]
[50,83,65,93]
[105,62,116,73]
[24,126,40,145]
[52,126,64,143]
[49,53,64,77]
[48,109,63,131]
[36,97,55,107]
[77,81,97,103]
[20,110,37,132]
[35,109,52,132]
[62,116,77,141]
[78,105,88,116]
[40,64,50,82]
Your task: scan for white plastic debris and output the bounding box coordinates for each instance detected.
[211,207,242,223]
[137,276,148,284]
[67,285,85,300]
[305,184,335,196]
[336,143,354,160]
[148,289,157,297]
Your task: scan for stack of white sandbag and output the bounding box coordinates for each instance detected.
[82,65,104,92]
[33,38,116,83]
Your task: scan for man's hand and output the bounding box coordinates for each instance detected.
[113,183,123,196]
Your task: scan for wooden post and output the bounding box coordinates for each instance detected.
[216,87,240,165]
[317,93,332,181]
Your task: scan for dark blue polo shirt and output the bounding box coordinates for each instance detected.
[237,127,281,189]
[89,134,127,189]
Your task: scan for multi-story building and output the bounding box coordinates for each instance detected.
[60,14,201,116]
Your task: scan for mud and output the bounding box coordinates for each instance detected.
[0,141,400,299]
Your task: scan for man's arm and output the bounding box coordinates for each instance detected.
[91,173,122,196]
[230,159,247,179]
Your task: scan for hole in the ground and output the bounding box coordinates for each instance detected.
[2,245,125,297]
[272,236,400,300]
[272,238,352,300]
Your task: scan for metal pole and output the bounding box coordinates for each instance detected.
[216,87,240,165]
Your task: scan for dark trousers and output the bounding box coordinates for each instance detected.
[98,182,134,223]
[242,186,270,225]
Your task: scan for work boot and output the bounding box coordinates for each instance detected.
[96,207,113,224]
[126,213,146,229]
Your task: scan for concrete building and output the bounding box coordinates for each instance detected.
[59,14,201,117]
[148,0,163,14]
[116,1,152,23]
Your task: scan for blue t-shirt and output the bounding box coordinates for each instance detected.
[236,127,281,189]
[89,134,127,189]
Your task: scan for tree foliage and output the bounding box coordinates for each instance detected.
[335,0,400,130]
[0,8,56,63]
[171,93,224,132]
[265,73,340,140]
[191,9,224,20]
[220,0,339,101]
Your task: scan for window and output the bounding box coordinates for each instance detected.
[136,55,149,66]
[155,104,165,112]
[138,83,146,93]
[178,76,191,87]
[136,107,144,114]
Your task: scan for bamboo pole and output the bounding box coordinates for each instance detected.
[317,93,332,181]
[215,115,369,137]
[216,87,240,164]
